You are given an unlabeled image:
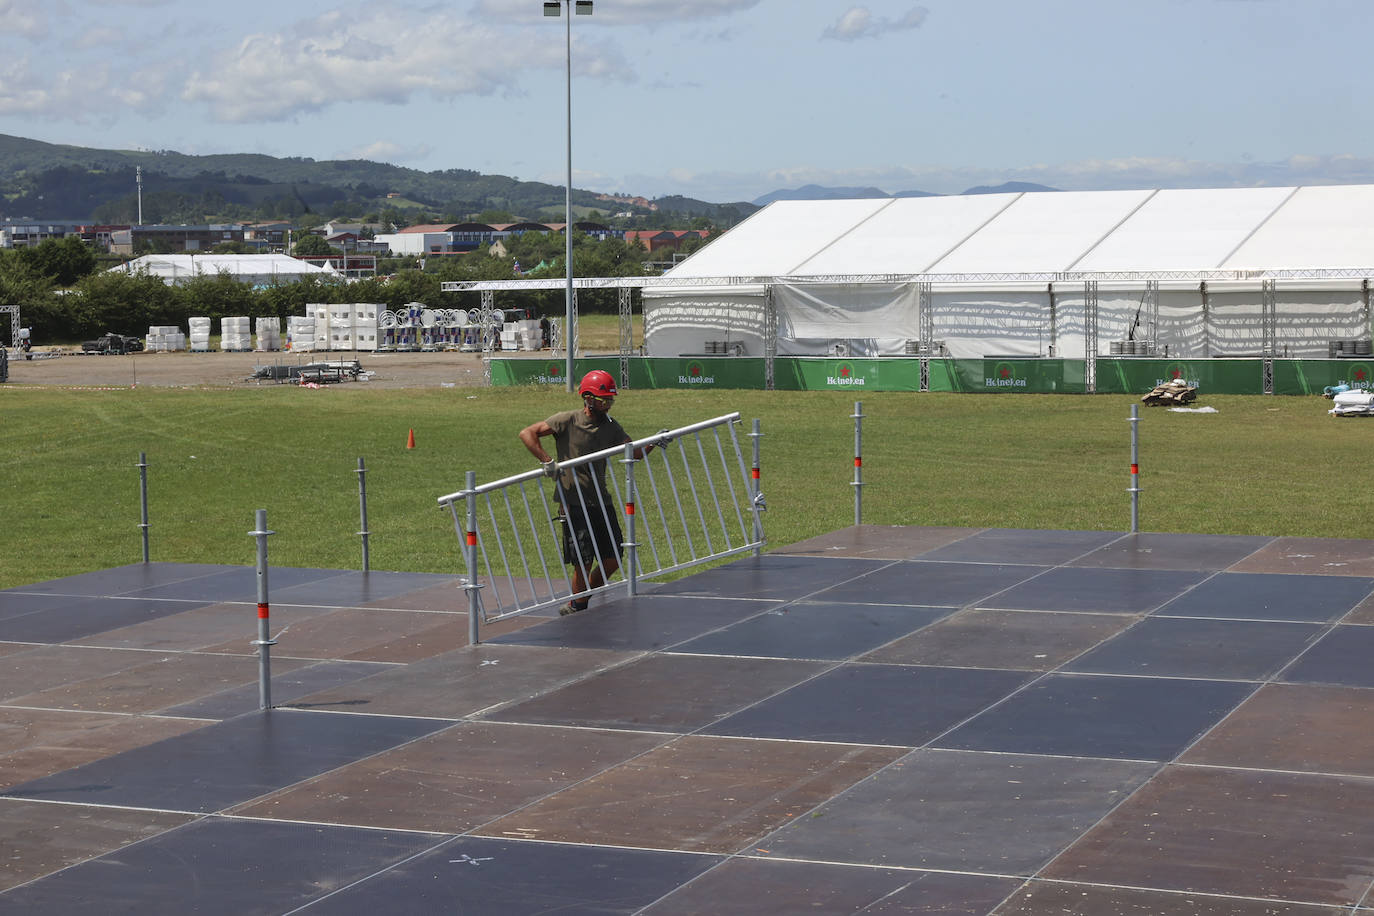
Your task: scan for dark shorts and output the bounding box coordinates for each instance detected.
[561,501,623,568]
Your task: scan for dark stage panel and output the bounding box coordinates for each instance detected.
[759,747,1156,874]
[645,554,893,600]
[639,858,1021,915]
[809,560,1046,607]
[1061,616,1323,681]
[488,593,784,651]
[2,708,451,812]
[667,601,952,660]
[1153,570,1374,622]
[980,565,1209,614]
[0,595,211,644]
[861,608,1133,670]
[300,837,723,916]
[934,672,1254,760]
[773,525,983,560]
[1279,624,1374,688]
[701,663,1034,746]
[0,816,447,915]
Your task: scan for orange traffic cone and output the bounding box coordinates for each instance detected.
[406,428,416,449]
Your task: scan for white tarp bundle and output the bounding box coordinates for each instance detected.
[643,185,1374,359]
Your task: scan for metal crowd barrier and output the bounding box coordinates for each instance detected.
[437,412,764,643]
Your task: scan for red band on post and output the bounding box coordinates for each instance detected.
[855,457,862,467]
[465,531,477,546]
[751,468,760,479]
[1130,464,1139,474]
[625,502,636,515]
[257,603,269,619]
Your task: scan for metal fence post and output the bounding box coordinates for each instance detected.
[356,457,371,572]
[623,442,638,596]
[749,419,763,557]
[463,471,482,646]
[137,451,150,563]
[852,401,864,526]
[249,509,276,710]
[1128,405,1141,533]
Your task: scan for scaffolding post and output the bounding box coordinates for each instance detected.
[249,509,276,710]
[356,457,371,572]
[1128,405,1141,533]
[750,419,764,557]
[623,442,638,596]
[463,471,482,646]
[137,451,150,563]
[851,401,864,526]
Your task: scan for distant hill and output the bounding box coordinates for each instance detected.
[752,181,1059,206]
[0,134,751,227]
[961,181,1059,195]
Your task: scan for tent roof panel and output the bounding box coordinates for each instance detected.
[927,189,1156,273]
[1071,187,1295,272]
[794,193,1020,274]
[1223,184,1374,269]
[663,198,890,278]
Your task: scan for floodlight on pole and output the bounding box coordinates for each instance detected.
[545,0,590,391]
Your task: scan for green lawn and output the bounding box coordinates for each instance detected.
[1,385,1368,589]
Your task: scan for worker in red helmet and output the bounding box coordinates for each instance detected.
[519,369,668,614]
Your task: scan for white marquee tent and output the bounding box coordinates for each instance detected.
[643,185,1374,361]
[109,254,339,287]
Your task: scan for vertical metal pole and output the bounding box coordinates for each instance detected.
[563,0,576,391]
[464,471,482,646]
[750,419,763,557]
[356,457,371,572]
[852,401,864,526]
[249,509,276,710]
[623,442,638,596]
[137,451,150,563]
[1128,405,1141,534]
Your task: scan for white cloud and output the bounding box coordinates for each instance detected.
[822,5,928,41]
[0,1,48,39]
[0,57,163,120]
[182,8,628,122]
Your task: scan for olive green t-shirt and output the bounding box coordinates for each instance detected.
[545,408,630,499]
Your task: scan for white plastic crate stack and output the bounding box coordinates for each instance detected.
[287,316,315,352]
[305,304,330,351]
[188,317,211,352]
[220,316,251,351]
[255,317,282,351]
[353,303,379,351]
[145,325,186,352]
[328,303,355,351]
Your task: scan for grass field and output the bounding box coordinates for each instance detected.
[1,384,1368,589]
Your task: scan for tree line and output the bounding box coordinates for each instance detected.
[2,231,708,344]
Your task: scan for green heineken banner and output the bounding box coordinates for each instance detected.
[489,355,1365,395]
[773,358,920,392]
[946,359,1086,393]
[1272,360,1374,396]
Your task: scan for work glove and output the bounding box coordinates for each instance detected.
[541,459,558,478]
[655,428,674,448]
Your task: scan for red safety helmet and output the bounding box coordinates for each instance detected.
[579,369,618,399]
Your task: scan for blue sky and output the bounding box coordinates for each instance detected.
[1,0,1369,203]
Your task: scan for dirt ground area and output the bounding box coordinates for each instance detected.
[2,347,523,389]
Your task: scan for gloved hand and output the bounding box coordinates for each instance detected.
[655,428,674,448]
[541,459,558,478]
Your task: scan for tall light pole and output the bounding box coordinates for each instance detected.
[544,0,591,391]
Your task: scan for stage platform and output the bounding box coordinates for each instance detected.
[4,526,1374,913]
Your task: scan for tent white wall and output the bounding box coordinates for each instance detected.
[643,186,1374,360]
[109,254,338,286]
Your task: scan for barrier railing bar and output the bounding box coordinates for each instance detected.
[499,487,538,606]
[622,442,638,596]
[692,431,725,554]
[480,492,512,611]
[714,424,750,546]
[687,433,719,554]
[659,443,698,565]
[635,456,670,571]
[517,480,561,606]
